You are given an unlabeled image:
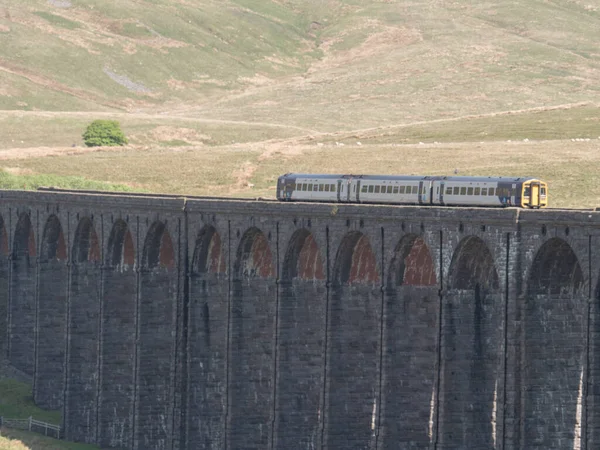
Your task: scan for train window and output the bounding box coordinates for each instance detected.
[398,186,404,194]
[308,184,313,191]
[331,184,336,192]
[474,187,480,195]
[375,186,381,193]
[361,185,368,193]
[541,187,546,196]
[369,185,374,193]
[387,186,393,194]
[393,186,399,194]
[319,184,324,191]
[488,188,495,196]
[410,186,416,194]
[460,187,467,195]
[453,187,459,195]
[467,187,474,195]
[325,184,330,192]
[446,187,452,195]
[481,188,487,195]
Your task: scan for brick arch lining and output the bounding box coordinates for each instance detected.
[41,215,67,262]
[143,221,175,270]
[14,213,36,259]
[107,220,134,267]
[334,231,379,285]
[73,218,100,263]
[0,218,8,256]
[528,237,583,295]
[192,226,226,274]
[282,229,325,281]
[388,234,436,287]
[448,236,499,291]
[234,227,274,278]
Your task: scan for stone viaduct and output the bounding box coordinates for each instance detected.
[0,189,597,449]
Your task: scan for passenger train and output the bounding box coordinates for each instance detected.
[276,173,548,208]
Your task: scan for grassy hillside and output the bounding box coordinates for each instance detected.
[0,0,326,112]
[1,1,599,130]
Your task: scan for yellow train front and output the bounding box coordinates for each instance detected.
[520,179,548,208]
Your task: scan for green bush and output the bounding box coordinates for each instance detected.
[82,120,128,147]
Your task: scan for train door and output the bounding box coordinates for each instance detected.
[337,180,343,202]
[439,181,444,205]
[418,181,424,205]
[530,182,541,208]
[283,178,294,200]
[345,179,352,202]
[356,180,361,203]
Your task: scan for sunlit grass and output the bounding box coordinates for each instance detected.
[0,170,136,192]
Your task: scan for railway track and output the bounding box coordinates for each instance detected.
[36,187,277,202]
[33,188,600,211]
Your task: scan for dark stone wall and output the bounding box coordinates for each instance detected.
[9,213,36,375]
[275,279,326,450]
[35,259,67,410]
[136,266,177,450]
[438,290,503,448]
[325,283,381,450]
[228,279,276,450]
[65,260,101,443]
[0,222,8,359]
[187,272,228,450]
[3,191,600,450]
[99,267,137,449]
[380,284,439,449]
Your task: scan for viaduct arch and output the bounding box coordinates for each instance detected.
[1,190,600,450]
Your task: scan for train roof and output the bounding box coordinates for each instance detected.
[281,173,540,183]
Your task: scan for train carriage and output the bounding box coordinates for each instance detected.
[277,173,548,208]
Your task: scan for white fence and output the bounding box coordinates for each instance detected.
[0,416,61,439]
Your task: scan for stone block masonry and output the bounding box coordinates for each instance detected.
[0,189,599,449]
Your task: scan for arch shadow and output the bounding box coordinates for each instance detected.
[440,236,500,448]
[276,229,326,449]
[10,213,36,375]
[381,234,438,449]
[228,227,276,450]
[64,217,101,443]
[35,215,67,410]
[523,238,585,449]
[0,217,9,360]
[136,221,177,449]
[187,225,228,449]
[326,231,381,450]
[99,220,136,449]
